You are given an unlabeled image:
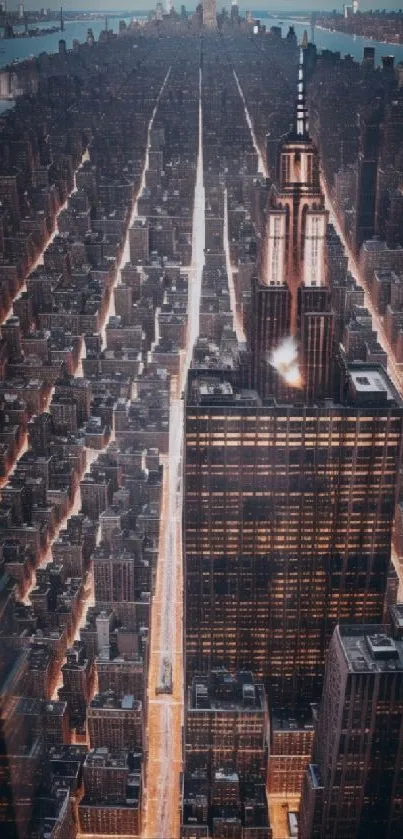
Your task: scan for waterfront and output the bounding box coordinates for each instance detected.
[1,13,403,72]
[0,16,135,69]
[278,16,403,65]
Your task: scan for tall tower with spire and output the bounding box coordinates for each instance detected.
[251,36,333,402]
[275,41,327,302]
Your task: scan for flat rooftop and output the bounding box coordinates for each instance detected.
[187,361,403,410]
[349,366,397,402]
[338,625,403,673]
[188,671,266,712]
[89,691,142,711]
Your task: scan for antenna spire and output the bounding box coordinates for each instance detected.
[296,36,309,138]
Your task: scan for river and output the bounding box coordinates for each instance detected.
[0,12,402,115]
[276,16,403,66]
[0,16,137,70]
[2,13,403,72]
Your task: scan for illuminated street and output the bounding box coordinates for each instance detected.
[99,68,171,349]
[19,76,174,607]
[1,149,91,329]
[232,69,268,177]
[224,187,245,342]
[321,175,403,395]
[14,68,175,776]
[143,66,205,839]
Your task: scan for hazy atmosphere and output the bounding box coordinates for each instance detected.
[14,1,403,12]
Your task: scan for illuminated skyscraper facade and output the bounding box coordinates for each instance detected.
[299,625,403,839]
[184,365,403,710]
[184,43,403,712]
[251,47,331,402]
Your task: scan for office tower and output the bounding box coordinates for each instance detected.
[181,671,271,839]
[96,651,145,701]
[202,0,216,29]
[43,700,70,746]
[299,625,403,839]
[58,643,94,729]
[355,101,383,252]
[0,172,22,226]
[184,363,403,710]
[88,692,143,752]
[2,316,23,362]
[376,96,403,243]
[230,0,239,25]
[129,217,149,262]
[251,46,330,402]
[181,773,270,838]
[390,603,403,639]
[93,544,138,604]
[0,658,44,839]
[79,748,142,836]
[362,46,375,69]
[268,709,314,797]
[80,471,111,521]
[185,671,268,778]
[382,55,395,74]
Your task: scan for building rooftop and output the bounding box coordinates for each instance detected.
[188,671,266,712]
[89,691,141,711]
[348,365,397,403]
[338,625,403,673]
[390,603,403,630]
[271,708,314,731]
[187,361,403,410]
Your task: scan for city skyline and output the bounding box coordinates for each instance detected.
[1,6,403,839]
[6,1,403,14]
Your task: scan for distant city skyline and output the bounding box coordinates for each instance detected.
[10,1,403,14]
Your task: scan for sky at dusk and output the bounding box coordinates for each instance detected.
[13,1,403,13]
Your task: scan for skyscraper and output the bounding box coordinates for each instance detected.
[184,365,403,710]
[251,46,331,402]
[181,671,271,838]
[299,624,403,839]
[183,40,403,715]
[355,101,383,252]
[230,0,239,26]
[185,671,268,778]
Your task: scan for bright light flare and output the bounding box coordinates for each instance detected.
[268,337,303,388]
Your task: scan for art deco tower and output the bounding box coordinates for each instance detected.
[251,43,332,402]
[184,40,403,714]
